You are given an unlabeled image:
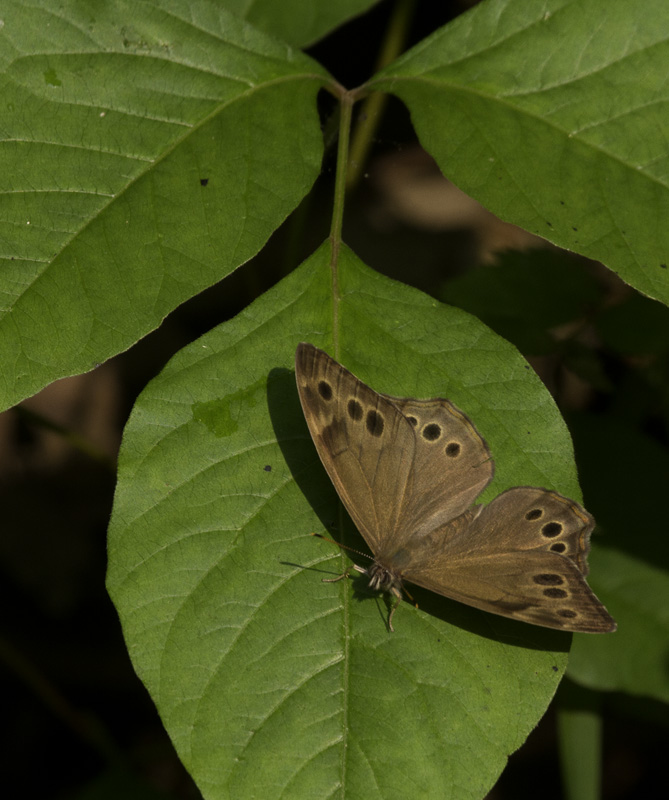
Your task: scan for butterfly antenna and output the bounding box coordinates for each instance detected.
[311,532,373,561]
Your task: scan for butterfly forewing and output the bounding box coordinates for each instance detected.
[295,343,415,554]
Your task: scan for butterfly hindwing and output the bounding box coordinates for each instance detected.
[385,396,494,540]
[405,549,615,633]
[399,488,615,632]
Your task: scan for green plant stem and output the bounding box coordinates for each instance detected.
[347,0,417,188]
[557,681,604,800]
[329,90,354,357]
[15,405,116,472]
[0,634,124,765]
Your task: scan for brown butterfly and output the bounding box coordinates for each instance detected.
[295,343,616,634]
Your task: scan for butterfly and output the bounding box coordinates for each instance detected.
[295,343,616,633]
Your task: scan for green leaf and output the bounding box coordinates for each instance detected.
[597,293,669,355]
[373,0,669,305]
[221,0,382,47]
[108,243,600,800]
[442,249,600,354]
[569,546,669,703]
[0,0,329,411]
[566,415,669,703]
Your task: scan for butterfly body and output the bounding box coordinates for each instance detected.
[366,560,402,594]
[295,343,616,634]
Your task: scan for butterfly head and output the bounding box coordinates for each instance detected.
[361,560,405,632]
[366,560,403,594]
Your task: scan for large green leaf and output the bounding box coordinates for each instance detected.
[0,0,329,411]
[569,546,669,703]
[221,0,382,47]
[107,243,607,799]
[373,0,669,305]
[442,249,601,355]
[566,416,669,703]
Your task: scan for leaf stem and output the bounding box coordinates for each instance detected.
[347,0,417,188]
[556,680,604,800]
[0,634,124,765]
[15,405,116,472]
[329,90,354,358]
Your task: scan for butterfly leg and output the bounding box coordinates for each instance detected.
[322,562,367,583]
[322,568,350,583]
[387,586,403,633]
